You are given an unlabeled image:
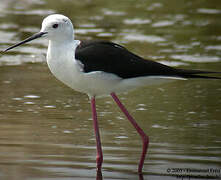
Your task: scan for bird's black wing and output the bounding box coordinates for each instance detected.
[76,41,221,79]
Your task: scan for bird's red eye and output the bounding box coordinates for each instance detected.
[52,24,59,29]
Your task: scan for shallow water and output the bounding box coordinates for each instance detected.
[0,0,221,179]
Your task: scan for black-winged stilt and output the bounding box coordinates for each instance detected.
[4,14,221,174]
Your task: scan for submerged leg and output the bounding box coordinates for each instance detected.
[110,92,149,173]
[91,96,103,171]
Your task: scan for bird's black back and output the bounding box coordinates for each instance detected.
[75,41,221,79]
[76,41,178,78]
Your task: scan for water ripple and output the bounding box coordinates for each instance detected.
[152,20,175,27]
[123,18,151,25]
[197,8,221,14]
[123,34,166,43]
[170,54,220,63]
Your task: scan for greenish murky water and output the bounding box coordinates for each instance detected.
[0,0,221,179]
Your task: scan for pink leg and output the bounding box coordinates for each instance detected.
[111,92,149,173]
[91,96,103,171]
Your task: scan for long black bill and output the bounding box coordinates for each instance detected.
[4,31,47,52]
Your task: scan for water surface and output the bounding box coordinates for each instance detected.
[0,0,221,179]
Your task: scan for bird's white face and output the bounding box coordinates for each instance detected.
[40,14,74,42]
[4,14,74,52]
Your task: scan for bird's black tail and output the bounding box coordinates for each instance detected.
[176,69,221,79]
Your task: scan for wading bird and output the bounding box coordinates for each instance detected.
[4,14,221,174]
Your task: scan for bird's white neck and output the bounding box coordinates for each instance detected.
[46,39,81,88]
[47,38,79,62]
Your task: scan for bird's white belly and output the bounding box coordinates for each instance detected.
[74,71,122,96]
[72,73,184,97]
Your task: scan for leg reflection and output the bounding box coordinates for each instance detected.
[139,173,144,180]
[96,170,143,180]
[96,170,103,180]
